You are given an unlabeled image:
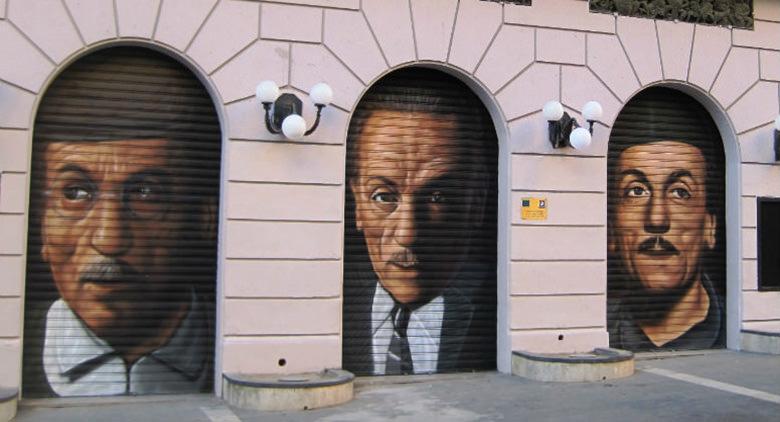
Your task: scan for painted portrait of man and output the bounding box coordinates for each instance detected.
[23,47,221,397]
[607,87,726,351]
[343,69,498,375]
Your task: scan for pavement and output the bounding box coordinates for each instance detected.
[14,350,780,421]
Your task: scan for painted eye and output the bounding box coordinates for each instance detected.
[62,186,92,201]
[625,186,649,197]
[671,187,691,199]
[126,181,169,218]
[430,191,445,203]
[127,180,164,202]
[135,185,154,200]
[371,191,398,204]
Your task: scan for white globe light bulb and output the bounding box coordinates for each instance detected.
[582,101,603,121]
[256,80,280,103]
[543,101,564,121]
[774,115,780,131]
[569,127,591,150]
[310,82,333,105]
[282,114,307,140]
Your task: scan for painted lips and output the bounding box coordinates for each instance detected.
[388,249,420,269]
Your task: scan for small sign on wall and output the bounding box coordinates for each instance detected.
[521,197,548,221]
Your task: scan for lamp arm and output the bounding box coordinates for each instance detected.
[774,129,779,161]
[304,104,326,136]
[548,120,562,149]
[560,113,579,147]
[549,112,579,149]
[565,115,580,132]
[263,102,282,134]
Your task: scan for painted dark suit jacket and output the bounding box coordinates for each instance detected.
[343,261,495,375]
[608,273,724,351]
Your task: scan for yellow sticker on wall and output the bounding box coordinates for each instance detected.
[521,197,548,221]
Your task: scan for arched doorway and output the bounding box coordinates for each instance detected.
[607,87,726,352]
[342,68,498,375]
[23,46,221,397]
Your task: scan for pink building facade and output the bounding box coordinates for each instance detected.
[0,0,778,398]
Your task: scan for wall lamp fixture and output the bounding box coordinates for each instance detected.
[256,80,333,140]
[543,100,603,150]
[774,115,780,161]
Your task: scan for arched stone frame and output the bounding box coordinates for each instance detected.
[340,61,513,373]
[452,69,513,373]
[604,81,743,351]
[15,39,229,397]
[664,84,743,351]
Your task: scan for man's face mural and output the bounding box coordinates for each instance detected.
[350,110,485,305]
[40,138,192,346]
[610,140,716,293]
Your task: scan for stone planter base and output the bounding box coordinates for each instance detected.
[223,369,354,411]
[741,330,780,355]
[0,389,17,422]
[512,348,634,382]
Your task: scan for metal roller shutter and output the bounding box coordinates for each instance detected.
[343,68,498,375]
[607,87,726,352]
[23,47,220,397]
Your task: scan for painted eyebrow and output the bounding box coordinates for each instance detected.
[364,176,397,188]
[125,168,172,181]
[55,163,89,176]
[666,169,694,182]
[421,175,462,191]
[55,165,172,181]
[664,169,695,191]
[617,169,649,184]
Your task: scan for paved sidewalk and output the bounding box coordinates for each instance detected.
[15,350,780,421]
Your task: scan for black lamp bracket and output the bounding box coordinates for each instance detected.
[262,93,325,137]
[774,128,779,161]
[548,112,597,149]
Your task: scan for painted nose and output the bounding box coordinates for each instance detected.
[644,195,670,234]
[393,201,418,247]
[90,191,132,256]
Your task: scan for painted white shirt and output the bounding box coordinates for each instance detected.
[43,295,210,397]
[371,283,443,375]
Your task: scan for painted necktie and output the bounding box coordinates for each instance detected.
[386,303,413,375]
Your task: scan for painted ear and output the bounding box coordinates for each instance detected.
[41,243,50,263]
[355,211,364,231]
[349,179,363,231]
[705,212,716,250]
[40,219,50,262]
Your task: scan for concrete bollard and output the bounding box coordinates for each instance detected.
[741,330,780,355]
[223,369,354,411]
[0,388,17,422]
[512,348,634,382]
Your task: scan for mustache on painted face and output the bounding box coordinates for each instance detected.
[79,258,142,285]
[638,236,678,256]
[388,249,420,269]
